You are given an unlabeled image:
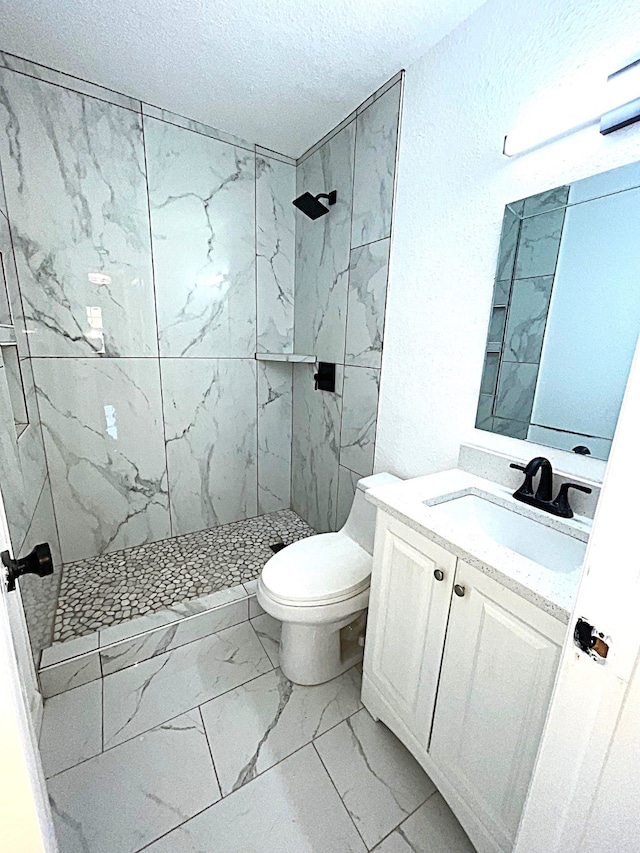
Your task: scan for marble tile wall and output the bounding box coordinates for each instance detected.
[256,155,295,354]
[477,188,569,440]
[0,58,295,574]
[292,79,402,531]
[0,152,61,664]
[0,52,397,615]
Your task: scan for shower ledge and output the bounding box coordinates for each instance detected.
[255,352,316,363]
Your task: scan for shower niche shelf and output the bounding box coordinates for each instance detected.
[255,352,316,363]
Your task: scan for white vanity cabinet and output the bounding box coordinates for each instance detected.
[429,559,565,851]
[362,515,457,745]
[362,512,566,853]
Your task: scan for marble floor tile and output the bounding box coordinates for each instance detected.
[48,709,220,853]
[39,681,102,778]
[200,666,362,795]
[315,709,436,849]
[102,621,273,748]
[250,612,281,667]
[372,793,476,853]
[140,744,367,853]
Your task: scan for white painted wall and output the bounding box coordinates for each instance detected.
[375,0,640,484]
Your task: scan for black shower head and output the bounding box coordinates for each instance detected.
[293,190,337,220]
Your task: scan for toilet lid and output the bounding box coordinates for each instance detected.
[260,532,372,606]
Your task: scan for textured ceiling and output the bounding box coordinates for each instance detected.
[0,0,486,157]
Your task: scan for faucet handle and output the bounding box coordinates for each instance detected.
[551,482,593,519]
[510,462,534,498]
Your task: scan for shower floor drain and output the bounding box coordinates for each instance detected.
[269,542,286,553]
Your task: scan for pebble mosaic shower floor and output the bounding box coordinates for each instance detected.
[53,510,315,643]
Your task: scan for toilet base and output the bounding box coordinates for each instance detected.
[279,609,367,685]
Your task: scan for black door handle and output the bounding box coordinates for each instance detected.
[2,543,53,592]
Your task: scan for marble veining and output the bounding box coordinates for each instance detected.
[291,362,344,532]
[294,122,355,362]
[39,572,470,853]
[494,361,539,423]
[142,745,368,853]
[102,621,273,748]
[0,51,141,113]
[514,207,566,279]
[199,666,362,794]
[522,185,570,217]
[142,103,253,152]
[0,71,158,357]
[145,116,256,358]
[32,357,170,564]
[340,365,380,477]
[161,358,258,535]
[503,275,553,363]
[495,205,521,281]
[351,82,401,248]
[48,709,220,853]
[315,708,436,849]
[257,361,292,513]
[376,793,476,853]
[345,238,390,368]
[256,155,295,353]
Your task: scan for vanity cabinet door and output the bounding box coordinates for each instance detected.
[429,560,565,852]
[363,515,457,745]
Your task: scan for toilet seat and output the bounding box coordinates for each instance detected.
[260,531,372,607]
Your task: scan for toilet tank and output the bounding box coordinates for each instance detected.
[342,473,401,555]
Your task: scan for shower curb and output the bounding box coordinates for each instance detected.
[38,581,264,698]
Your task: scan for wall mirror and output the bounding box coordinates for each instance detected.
[476,160,640,461]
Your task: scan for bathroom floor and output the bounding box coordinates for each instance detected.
[53,510,315,643]
[40,608,476,853]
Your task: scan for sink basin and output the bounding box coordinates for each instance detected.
[427,494,587,573]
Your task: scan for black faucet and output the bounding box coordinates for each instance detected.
[510,457,592,519]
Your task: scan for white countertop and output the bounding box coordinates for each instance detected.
[366,469,592,624]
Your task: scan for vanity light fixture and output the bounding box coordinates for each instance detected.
[503,56,640,156]
[600,58,640,135]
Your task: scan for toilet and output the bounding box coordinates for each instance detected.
[257,472,400,685]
